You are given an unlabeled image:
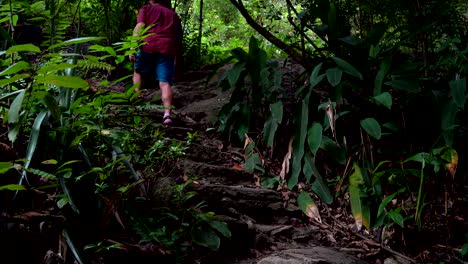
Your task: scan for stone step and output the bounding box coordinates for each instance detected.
[183,160,254,186]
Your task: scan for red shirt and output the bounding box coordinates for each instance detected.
[137,3,182,57]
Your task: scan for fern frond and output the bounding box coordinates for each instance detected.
[27,168,57,180]
[77,59,114,71]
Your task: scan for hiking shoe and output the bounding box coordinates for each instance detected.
[163,115,173,125]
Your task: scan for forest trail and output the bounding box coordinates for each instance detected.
[138,64,385,264]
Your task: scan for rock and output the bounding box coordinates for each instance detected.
[257,248,366,264]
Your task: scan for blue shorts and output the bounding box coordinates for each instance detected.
[134,51,175,85]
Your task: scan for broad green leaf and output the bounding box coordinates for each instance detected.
[263,101,283,148]
[0,61,31,76]
[312,174,333,205]
[0,184,26,191]
[309,63,326,89]
[449,78,466,109]
[360,118,381,140]
[48,37,105,50]
[326,67,342,87]
[8,123,20,142]
[307,122,322,155]
[0,74,30,87]
[0,26,14,44]
[12,15,18,26]
[288,99,309,189]
[327,3,336,36]
[461,243,468,256]
[245,153,261,173]
[0,162,14,174]
[36,75,89,89]
[6,44,41,54]
[36,92,61,121]
[303,152,314,183]
[227,62,245,89]
[377,191,399,216]
[373,92,392,110]
[261,176,279,189]
[441,100,458,146]
[297,191,321,222]
[23,111,48,172]
[191,226,221,250]
[209,221,232,238]
[385,79,419,93]
[374,57,391,95]
[57,197,69,208]
[37,63,77,74]
[404,152,431,163]
[388,209,404,227]
[332,57,363,79]
[8,89,25,124]
[320,136,346,165]
[349,163,371,230]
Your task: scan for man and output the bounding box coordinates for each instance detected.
[129,0,183,125]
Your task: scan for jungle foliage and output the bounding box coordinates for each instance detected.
[0,0,467,262]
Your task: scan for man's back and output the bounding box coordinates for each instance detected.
[138,3,182,57]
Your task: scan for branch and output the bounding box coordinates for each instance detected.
[285,0,325,58]
[229,0,313,69]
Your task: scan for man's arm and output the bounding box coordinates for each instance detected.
[129,22,145,62]
[133,22,145,37]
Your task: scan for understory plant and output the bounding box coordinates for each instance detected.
[0,12,230,264]
[217,0,467,248]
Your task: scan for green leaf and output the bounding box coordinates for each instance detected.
[191,226,221,250]
[263,101,283,148]
[385,79,419,93]
[441,100,458,146]
[36,91,61,121]
[227,62,245,89]
[35,75,89,89]
[245,153,261,173]
[388,209,404,227]
[0,61,31,76]
[209,221,232,238]
[0,184,26,191]
[311,174,333,204]
[48,37,105,50]
[332,57,363,79]
[0,162,14,174]
[57,197,69,208]
[320,136,346,165]
[360,118,381,140]
[6,44,41,54]
[288,100,309,189]
[461,243,468,256]
[303,152,314,183]
[373,92,392,110]
[326,67,342,87]
[297,191,321,221]
[349,163,371,230]
[374,57,391,95]
[37,63,77,74]
[309,63,325,89]
[23,111,48,172]
[377,192,399,216]
[327,3,336,36]
[449,78,466,109]
[307,122,322,155]
[8,89,25,124]
[0,74,30,87]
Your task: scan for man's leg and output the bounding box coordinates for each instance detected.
[160,81,173,124]
[133,71,143,92]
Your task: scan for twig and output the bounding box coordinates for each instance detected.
[332,218,417,263]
